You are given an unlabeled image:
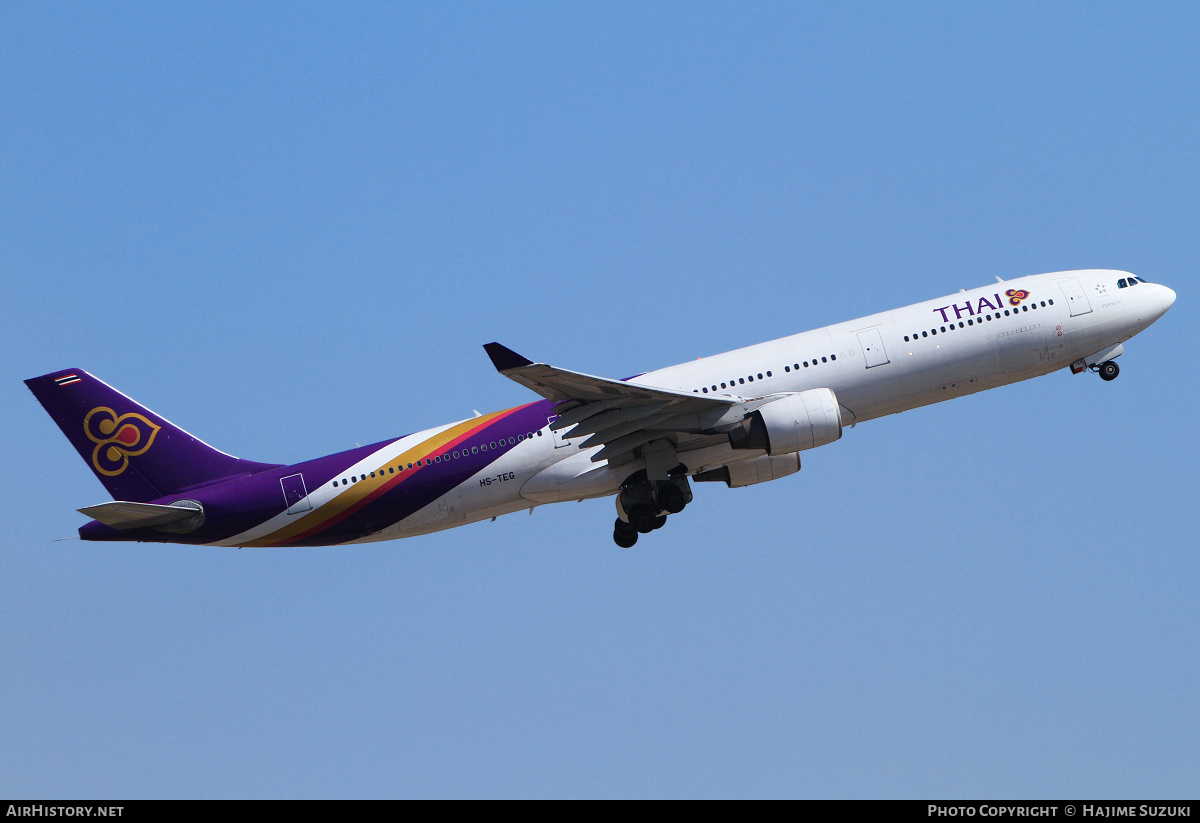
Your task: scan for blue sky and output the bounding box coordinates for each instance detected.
[2,2,1197,798]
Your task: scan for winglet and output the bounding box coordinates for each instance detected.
[483,342,534,372]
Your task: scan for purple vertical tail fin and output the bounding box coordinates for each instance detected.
[25,369,280,503]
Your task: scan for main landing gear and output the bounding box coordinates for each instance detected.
[1097,360,1120,381]
[612,476,693,548]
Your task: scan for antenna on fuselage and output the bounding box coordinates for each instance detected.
[995,276,1005,283]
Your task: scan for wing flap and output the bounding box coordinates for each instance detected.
[563,402,669,438]
[576,413,677,450]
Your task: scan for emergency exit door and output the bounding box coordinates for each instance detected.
[280,473,312,514]
[857,328,890,368]
[1058,278,1093,317]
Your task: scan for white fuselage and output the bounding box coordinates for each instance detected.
[363,269,1174,542]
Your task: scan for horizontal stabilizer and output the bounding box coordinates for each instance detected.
[78,501,204,531]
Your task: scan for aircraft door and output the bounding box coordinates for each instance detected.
[549,416,572,449]
[1058,278,1093,317]
[280,473,312,515]
[856,328,890,368]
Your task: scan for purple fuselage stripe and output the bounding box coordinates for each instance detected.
[79,400,558,546]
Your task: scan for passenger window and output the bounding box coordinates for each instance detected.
[821,356,827,363]
[904,336,909,342]
[922,331,928,337]
[830,355,835,361]
[757,373,763,379]
[702,387,708,393]
[766,371,772,377]
[803,361,809,368]
[739,378,745,384]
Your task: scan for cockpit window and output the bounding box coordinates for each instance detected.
[1118,279,1128,288]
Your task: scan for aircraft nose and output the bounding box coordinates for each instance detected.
[1159,285,1177,316]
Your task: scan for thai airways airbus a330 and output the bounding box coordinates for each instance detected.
[27,269,1174,548]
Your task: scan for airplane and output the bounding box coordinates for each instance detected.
[26,269,1175,548]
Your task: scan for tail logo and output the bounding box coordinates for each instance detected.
[1006,288,1031,306]
[83,407,161,476]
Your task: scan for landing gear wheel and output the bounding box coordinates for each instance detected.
[1099,361,1120,381]
[628,503,658,534]
[651,514,667,530]
[613,527,638,548]
[657,484,686,514]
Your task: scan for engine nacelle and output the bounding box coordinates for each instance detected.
[694,453,801,488]
[727,388,843,455]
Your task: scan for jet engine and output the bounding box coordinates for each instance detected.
[727,388,843,455]
[694,453,801,488]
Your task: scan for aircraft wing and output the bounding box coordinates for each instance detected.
[484,342,739,462]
